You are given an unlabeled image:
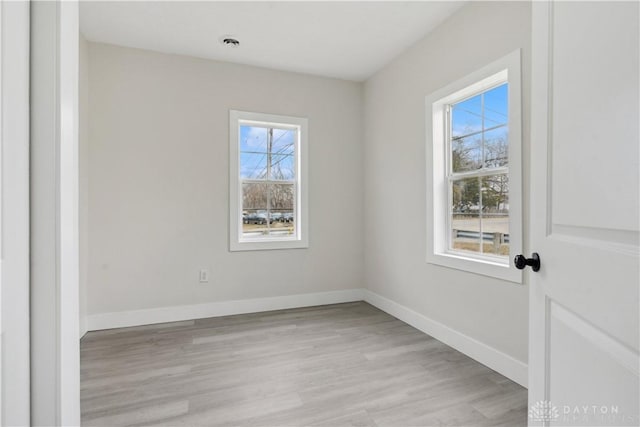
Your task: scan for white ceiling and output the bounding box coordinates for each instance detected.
[80,1,465,82]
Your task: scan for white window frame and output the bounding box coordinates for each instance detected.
[426,50,523,283]
[229,110,309,251]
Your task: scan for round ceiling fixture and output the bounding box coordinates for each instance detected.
[220,36,240,47]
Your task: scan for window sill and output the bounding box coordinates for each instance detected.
[427,251,522,283]
[230,238,308,252]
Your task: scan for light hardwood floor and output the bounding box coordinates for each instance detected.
[81,302,527,426]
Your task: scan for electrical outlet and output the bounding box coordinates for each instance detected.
[199,268,210,283]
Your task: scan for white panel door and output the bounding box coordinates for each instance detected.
[529,2,639,426]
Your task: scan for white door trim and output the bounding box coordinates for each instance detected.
[30,1,80,425]
[528,1,551,408]
[1,1,31,425]
[58,2,81,423]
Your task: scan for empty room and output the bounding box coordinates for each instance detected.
[1,1,638,426]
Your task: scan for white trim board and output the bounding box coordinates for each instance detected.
[363,290,528,388]
[86,289,365,331]
[1,1,31,424]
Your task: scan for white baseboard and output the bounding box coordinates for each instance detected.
[85,287,527,388]
[363,290,528,388]
[86,288,365,332]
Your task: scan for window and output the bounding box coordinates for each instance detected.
[426,50,522,282]
[229,111,308,251]
[450,83,510,257]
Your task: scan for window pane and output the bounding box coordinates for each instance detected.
[242,183,268,238]
[271,129,295,155]
[451,175,509,257]
[452,94,482,139]
[240,152,267,179]
[451,83,509,171]
[452,135,482,172]
[451,177,481,254]
[269,183,295,237]
[270,154,295,180]
[481,174,509,256]
[483,126,509,168]
[242,182,268,210]
[240,125,269,180]
[483,83,508,126]
[240,125,268,153]
[270,129,295,180]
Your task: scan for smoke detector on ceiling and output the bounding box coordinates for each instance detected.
[220,36,240,47]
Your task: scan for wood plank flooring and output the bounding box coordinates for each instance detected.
[81,302,527,426]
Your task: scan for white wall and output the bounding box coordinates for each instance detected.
[79,33,89,337]
[85,42,364,317]
[82,1,530,382]
[363,1,531,364]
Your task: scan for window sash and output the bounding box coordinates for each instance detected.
[239,121,298,132]
[448,166,509,182]
[241,179,296,185]
[446,173,509,260]
[445,86,509,261]
[240,179,298,241]
[238,124,300,242]
[445,96,509,177]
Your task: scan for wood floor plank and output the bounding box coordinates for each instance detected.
[81,302,526,426]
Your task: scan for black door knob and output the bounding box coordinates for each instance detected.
[514,253,540,272]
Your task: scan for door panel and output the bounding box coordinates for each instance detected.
[549,302,639,425]
[530,2,639,426]
[551,2,639,233]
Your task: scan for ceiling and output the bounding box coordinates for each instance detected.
[80,1,465,82]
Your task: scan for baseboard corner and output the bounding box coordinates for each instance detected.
[363,289,528,388]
